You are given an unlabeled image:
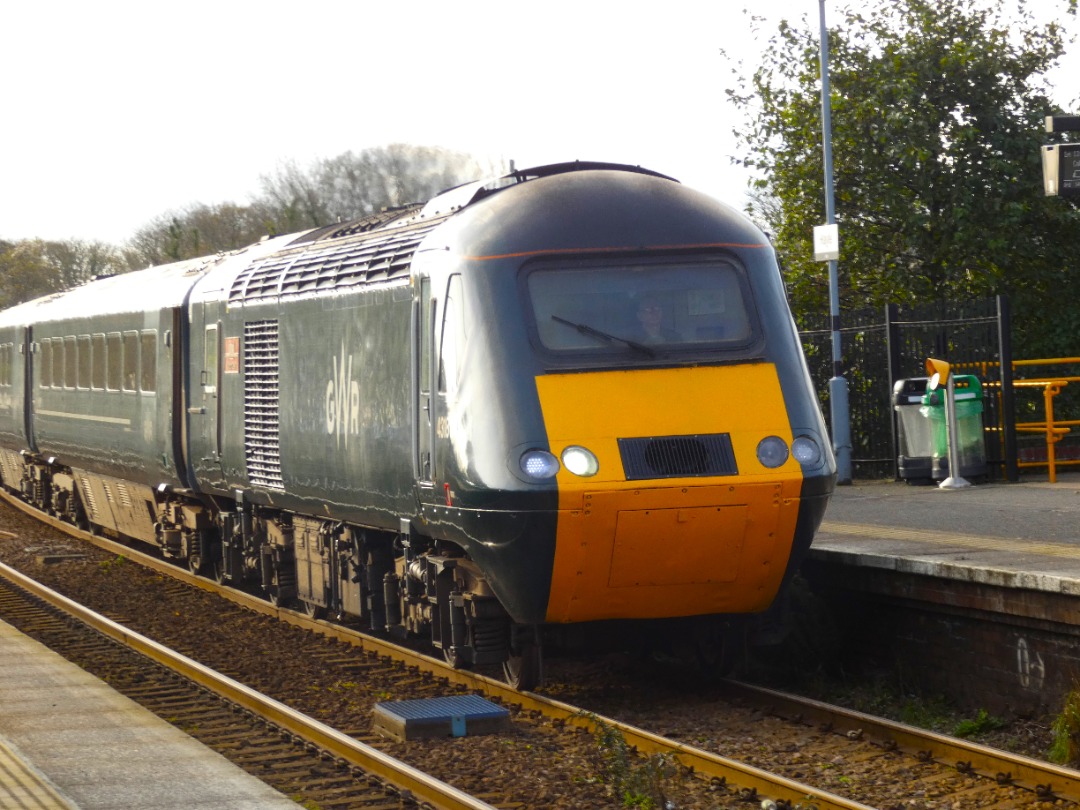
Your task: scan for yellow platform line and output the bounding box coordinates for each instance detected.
[818,521,1080,560]
[0,739,74,809]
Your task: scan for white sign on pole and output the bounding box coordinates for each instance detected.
[813,223,839,262]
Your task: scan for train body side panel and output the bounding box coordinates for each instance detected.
[30,309,183,489]
[0,326,30,489]
[202,285,418,527]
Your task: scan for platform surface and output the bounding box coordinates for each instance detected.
[812,475,1080,592]
[0,618,298,810]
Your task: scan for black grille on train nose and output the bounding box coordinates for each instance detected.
[617,434,738,480]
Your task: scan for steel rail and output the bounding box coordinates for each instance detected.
[0,558,497,810]
[720,680,1080,804]
[0,490,872,809]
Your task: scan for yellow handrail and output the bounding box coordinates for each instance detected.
[1012,379,1070,482]
[1010,358,1080,482]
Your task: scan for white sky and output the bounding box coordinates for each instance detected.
[2,1,1077,245]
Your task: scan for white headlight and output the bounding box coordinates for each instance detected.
[561,446,599,477]
[756,436,789,468]
[519,449,560,479]
[791,436,822,466]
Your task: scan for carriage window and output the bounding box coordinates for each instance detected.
[41,340,52,388]
[64,336,76,388]
[122,331,138,391]
[52,338,64,388]
[526,259,755,354]
[77,336,91,389]
[0,344,10,387]
[140,331,156,392]
[106,333,122,390]
[91,334,106,390]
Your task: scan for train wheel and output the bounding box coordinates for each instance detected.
[266,586,291,608]
[503,626,542,690]
[443,645,468,670]
[187,553,203,575]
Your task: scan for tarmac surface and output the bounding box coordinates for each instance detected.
[812,473,1080,593]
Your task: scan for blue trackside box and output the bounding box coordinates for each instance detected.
[372,694,511,741]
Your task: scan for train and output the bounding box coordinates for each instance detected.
[0,162,835,688]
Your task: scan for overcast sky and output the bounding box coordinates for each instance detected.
[2,1,1077,245]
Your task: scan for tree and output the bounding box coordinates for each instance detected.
[728,0,1080,354]
[125,202,278,269]
[0,239,126,309]
[125,144,504,266]
[257,144,504,229]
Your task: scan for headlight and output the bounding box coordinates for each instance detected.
[756,436,789,468]
[791,435,823,466]
[561,446,599,477]
[519,449,560,479]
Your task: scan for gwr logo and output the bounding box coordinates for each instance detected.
[325,343,360,446]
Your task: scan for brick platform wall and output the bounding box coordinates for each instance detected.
[800,559,1080,717]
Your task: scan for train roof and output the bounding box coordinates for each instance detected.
[197,162,692,308]
[0,233,306,328]
[0,162,703,325]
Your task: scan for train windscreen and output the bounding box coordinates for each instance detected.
[526,259,755,355]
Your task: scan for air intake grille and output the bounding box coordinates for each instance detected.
[228,220,440,304]
[618,434,737,480]
[244,320,284,490]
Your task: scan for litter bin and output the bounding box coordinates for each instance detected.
[893,377,933,482]
[921,374,987,480]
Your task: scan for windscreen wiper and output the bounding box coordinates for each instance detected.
[550,315,656,357]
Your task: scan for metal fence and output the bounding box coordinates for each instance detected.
[799,297,1013,480]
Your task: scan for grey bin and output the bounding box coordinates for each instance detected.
[894,377,934,482]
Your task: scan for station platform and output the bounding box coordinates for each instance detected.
[0,618,297,810]
[812,474,1080,591]
[803,473,1080,715]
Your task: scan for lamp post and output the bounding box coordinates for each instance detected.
[818,0,852,484]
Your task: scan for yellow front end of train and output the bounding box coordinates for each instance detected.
[537,362,804,623]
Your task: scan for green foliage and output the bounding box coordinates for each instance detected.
[0,238,126,309]
[728,0,1080,355]
[952,708,1006,738]
[98,554,127,573]
[588,715,678,809]
[1049,686,1080,765]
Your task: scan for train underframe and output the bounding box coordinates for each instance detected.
[6,454,543,689]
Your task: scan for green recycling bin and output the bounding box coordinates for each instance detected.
[920,374,986,479]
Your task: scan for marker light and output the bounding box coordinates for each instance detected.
[519,449,560,479]
[791,436,823,466]
[756,436,789,468]
[561,446,599,477]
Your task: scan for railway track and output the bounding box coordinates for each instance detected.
[3,491,1079,808]
[0,559,501,810]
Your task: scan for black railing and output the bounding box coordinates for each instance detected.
[799,296,1014,480]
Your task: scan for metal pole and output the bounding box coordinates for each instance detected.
[939,374,971,489]
[819,0,852,483]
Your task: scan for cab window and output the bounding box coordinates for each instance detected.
[526,258,755,355]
